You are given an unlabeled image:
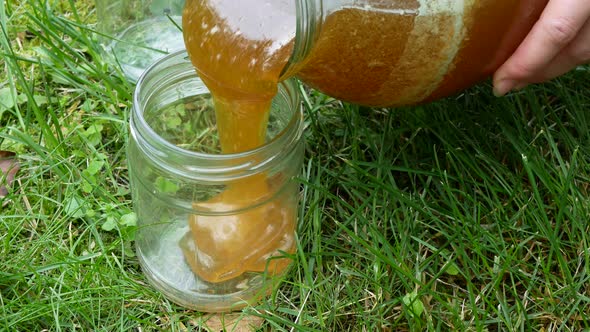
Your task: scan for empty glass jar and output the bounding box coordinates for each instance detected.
[95,0,186,81]
[127,51,305,311]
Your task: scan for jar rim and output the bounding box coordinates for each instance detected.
[131,50,304,180]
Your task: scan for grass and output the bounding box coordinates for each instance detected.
[2,0,590,330]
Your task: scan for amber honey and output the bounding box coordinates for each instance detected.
[180,0,546,283]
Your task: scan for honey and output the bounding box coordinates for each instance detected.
[180,0,547,283]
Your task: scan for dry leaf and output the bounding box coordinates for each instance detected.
[191,313,265,332]
[0,151,20,197]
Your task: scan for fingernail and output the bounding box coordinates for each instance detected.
[493,79,516,97]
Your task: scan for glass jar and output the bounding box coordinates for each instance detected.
[182,0,548,107]
[95,0,186,81]
[127,51,305,312]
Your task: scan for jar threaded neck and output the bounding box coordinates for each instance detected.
[280,0,324,79]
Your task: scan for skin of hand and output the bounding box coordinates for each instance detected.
[493,0,590,96]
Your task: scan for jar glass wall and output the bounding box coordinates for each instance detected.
[128,51,305,312]
[95,0,186,81]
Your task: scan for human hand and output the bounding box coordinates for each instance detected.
[493,0,590,96]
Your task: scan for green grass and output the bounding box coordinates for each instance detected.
[2,0,590,330]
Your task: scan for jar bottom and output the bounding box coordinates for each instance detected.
[105,16,185,81]
[135,217,289,312]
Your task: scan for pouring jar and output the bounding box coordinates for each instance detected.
[182,0,548,107]
[127,51,305,312]
[95,0,186,81]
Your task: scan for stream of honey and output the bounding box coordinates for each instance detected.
[179,0,297,283]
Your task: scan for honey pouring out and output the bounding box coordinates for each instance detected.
[179,0,547,283]
[179,0,297,283]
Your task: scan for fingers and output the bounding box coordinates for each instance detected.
[541,17,590,79]
[493,0,590,96]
